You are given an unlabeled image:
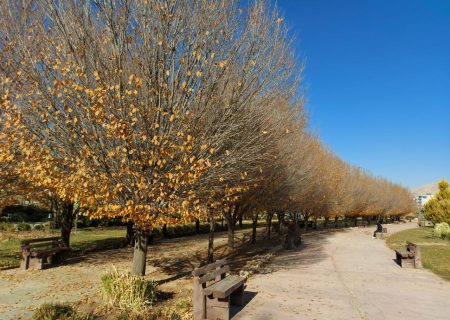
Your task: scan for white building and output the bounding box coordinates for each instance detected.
[415,193,433,207]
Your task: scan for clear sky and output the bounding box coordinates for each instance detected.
[276,0,450,189]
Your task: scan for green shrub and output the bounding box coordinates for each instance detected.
[17,222,32,231]
[101,269,158,312]
[32,302,73,320]
[33,224,45,231]
[433,222,450,239]
[0,221,15,231]
[32,302,93,320]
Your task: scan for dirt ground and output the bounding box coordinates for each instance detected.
[234,223,450,320]
[0,227,278,320]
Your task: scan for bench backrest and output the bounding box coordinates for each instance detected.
[192,259,229,288]
[406,242,417,253]
[21,237,66,250]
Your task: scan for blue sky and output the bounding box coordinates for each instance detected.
[276,0,450,189]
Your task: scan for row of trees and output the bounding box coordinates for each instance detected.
[0,0,415,275]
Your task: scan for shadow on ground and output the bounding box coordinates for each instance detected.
[230,291,258,318]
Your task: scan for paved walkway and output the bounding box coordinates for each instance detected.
[235,223,450,320]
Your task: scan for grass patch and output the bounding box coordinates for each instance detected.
[387,227,450,281]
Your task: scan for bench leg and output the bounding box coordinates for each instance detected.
[230,285,245,306]
[206,296,229,320]
[400,258,414,268]
[21,255,30,270]
[29,257,44,270]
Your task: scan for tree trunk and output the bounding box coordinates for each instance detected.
[195,219,200,234]
[324,216,329,229]
[60,202,75,248]
[224,211,234,249]
[334,216,339,228]
[304,214,309,232]
[131,229,149,276]
[162,224,168,238]
[239,215,243,228]
[313,216,318,230]
[207,217,215,263]
[284,223,301,249]
[266,213,272,240]
[251,211,258,244]
[126,221,135,247]
[277,212,285,237]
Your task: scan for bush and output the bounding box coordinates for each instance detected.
[32,302,94,320]
[433,222,450,239]
[101,269,158,312]
[0,221,15,231]
[17,222,32,231]
[33,224,46,231]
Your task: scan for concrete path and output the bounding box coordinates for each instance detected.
[234,223,450,320]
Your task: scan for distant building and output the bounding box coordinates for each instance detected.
[414,193,433,208]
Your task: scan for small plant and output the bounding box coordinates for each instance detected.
[0,221,15,231]
[17,222,32,231]
[32,302,94,320]
[32,302,73,320]
[101,269,158,313]
[34,224,46,231]
[433,222,450,239]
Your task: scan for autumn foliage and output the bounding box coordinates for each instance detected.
[0,0,415,274]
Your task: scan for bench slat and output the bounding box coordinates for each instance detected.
[203,275,246,299]
[23,241,64,249]
[30,247,69,257]
[198,265,230,284]
[193,259,227,276]
[395,249,414,258]
[21,237,62,245]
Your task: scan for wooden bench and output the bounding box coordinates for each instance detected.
[395,242,421,268]
[21,237,70,270]
[193,259,246,320]
[356,221,369,228]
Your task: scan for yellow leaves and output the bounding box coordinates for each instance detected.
[193,51,202,60]
[201,144,207,150]
[209,148,215,154]
[276,17,284,25]
[195,70,202,78]
[181,81,187,90]
[218,61,227,69]
[169,114,175,122]
[93,70,100,81]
